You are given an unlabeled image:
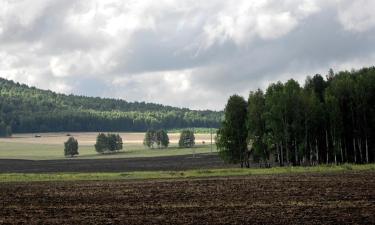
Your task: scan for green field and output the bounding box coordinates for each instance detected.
[1,164,374,183]
[0,142,216,160]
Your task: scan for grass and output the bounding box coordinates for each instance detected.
[0,142,216,160]
[1,164,374,183]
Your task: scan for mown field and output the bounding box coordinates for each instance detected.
[0,132,216,160]
[1,171,374,224]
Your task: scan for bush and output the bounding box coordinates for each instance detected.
[64,137,79,157]
[95,133,123,153]
[179,130,195,148]
[143,129,169,149]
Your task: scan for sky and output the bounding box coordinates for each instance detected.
[1,0,375,110]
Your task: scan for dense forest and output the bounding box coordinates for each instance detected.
[217,67,375,165]
[0,78,222,134]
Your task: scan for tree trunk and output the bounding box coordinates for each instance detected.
[358,139,363,163]
[325,130,329,164]
[365,137,369,164]
[353,138,357,163]
[276,143,280,165]
[315,138,319,164]
[285,141,289,166]
[340,141,344,164]
[294,139,298,166]
[280,142,284,166]
[309,141,313,165]
[344,141,348,163]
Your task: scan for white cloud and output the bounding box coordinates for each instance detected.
[0,0,375,110]
[337,0,375,32]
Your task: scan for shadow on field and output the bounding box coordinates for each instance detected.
[0,153,232,173]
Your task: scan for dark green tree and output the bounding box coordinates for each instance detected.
[144,130,156,148]
[216,95,248,167]
[95,133,108,153]
[64,137,79,157]
[247,89,268,162]
[157,130,169,148]
[179,130,195,148]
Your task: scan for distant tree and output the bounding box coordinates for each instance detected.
[158,130,169,148]
[95,133,108,153]
[179,130,195,148]
[64,137,79,157]
[115,134,123,151]
[144,129,169,149]
[144,130,156,148]
[216,95,248,167]
[95,133,123,153]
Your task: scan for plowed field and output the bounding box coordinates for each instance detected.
[1,172,374,224]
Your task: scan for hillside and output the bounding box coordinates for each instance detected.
[0,78,223,134]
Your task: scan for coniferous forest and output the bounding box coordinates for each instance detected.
[217,67,375,165]
[0,78,222,134]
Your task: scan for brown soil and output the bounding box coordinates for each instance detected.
[0,153,228,173]
[1,172,374,224]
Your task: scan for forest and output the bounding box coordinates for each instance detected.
[0,78,222,134]
[217,67,375,165]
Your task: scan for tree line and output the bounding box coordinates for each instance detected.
[64,130,196,157]
[217,67,375,166]
[143,129,195,149]
[0,78,222,134]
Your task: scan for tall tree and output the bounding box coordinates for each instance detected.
[216,95,248,167]
[247,89,268,162]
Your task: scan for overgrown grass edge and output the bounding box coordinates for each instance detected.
[1,163,374,183]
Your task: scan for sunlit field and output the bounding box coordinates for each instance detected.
[0,132,217,160]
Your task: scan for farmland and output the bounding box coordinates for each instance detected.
[0,132,216,160]
[1,171,374,225]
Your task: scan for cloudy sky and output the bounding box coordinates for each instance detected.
[1,0,375,110]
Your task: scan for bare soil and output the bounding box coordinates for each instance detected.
[0,153,228,173]
[0,172,374,224]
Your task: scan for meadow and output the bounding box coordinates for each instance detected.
[0,132,216,160]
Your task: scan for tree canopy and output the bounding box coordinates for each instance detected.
[218,67,375,166]
[216,95,248,166]
[143,129,169,149]
[178,130,195,148]
[64,137,79,157]
[95,133,123,153]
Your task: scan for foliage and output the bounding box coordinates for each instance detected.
[143,129,169,148]
[0,121,12,137]
[0,78,223,133]
[95,133,123,153]
[178,130,195,148]
[221,67,375,166]
[216,95,248,166]
[64,137,79,157]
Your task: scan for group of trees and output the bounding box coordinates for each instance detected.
[143,129,170,148]
[0,78,222,133]
[95,133,123,153]
[217,67,375,166]
[143,129,196,149]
